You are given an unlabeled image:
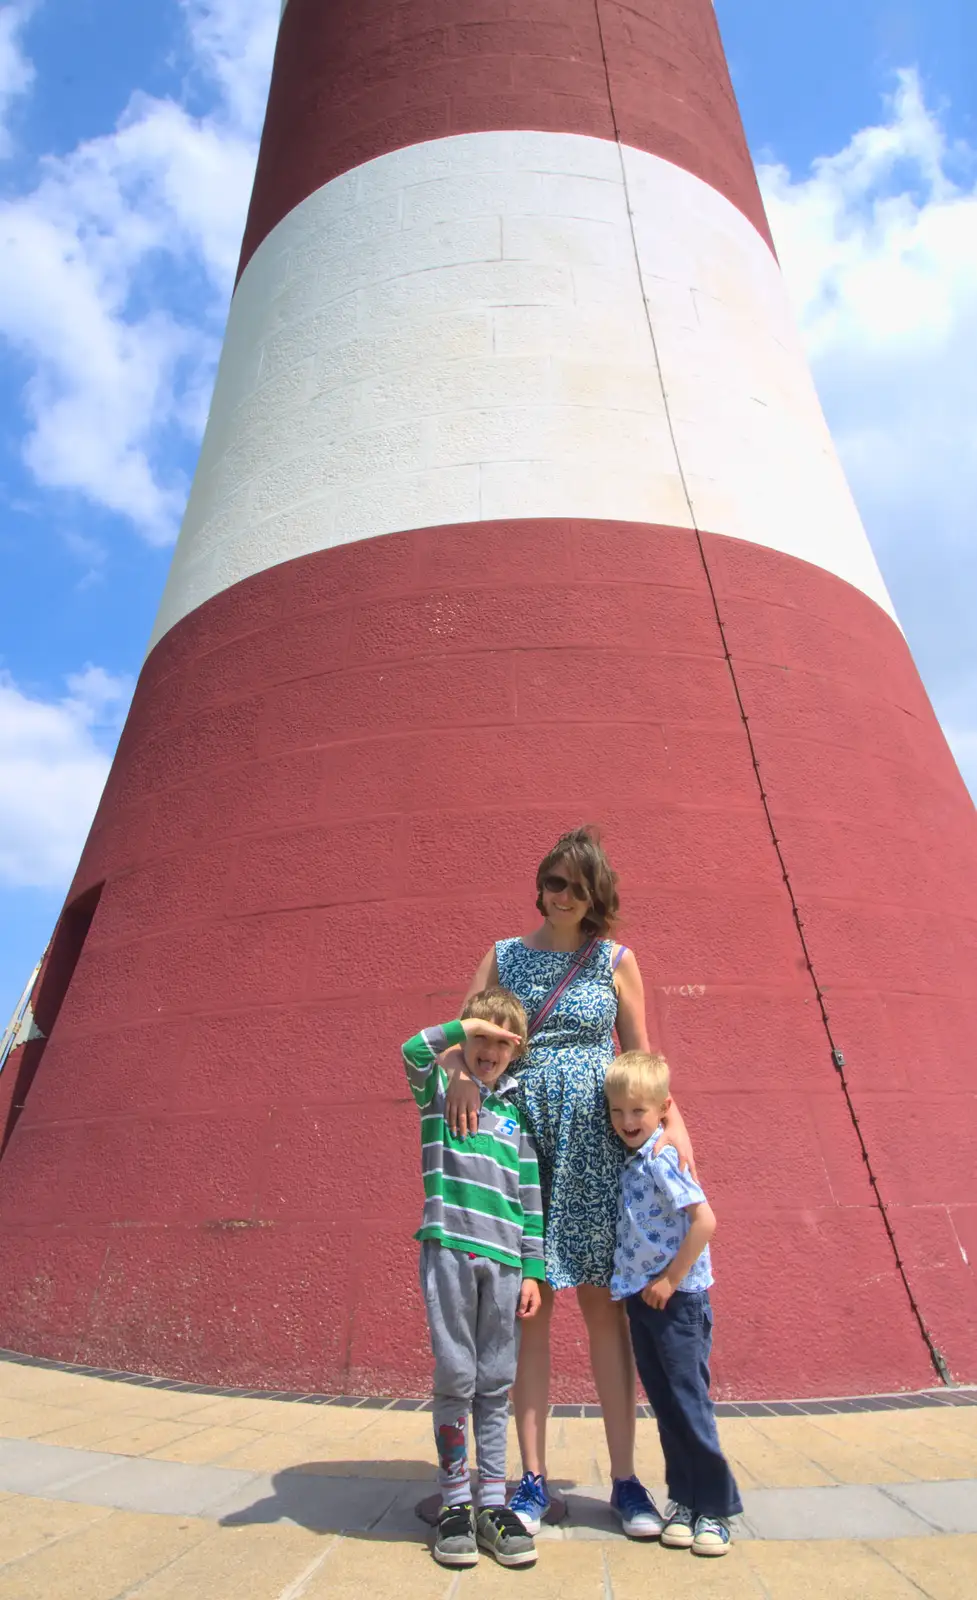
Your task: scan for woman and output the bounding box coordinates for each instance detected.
[446,827,695,1536]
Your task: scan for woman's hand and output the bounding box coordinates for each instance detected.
[448,946,506,1138]
[652,1100,697,1180]
[444,1052,482,1138]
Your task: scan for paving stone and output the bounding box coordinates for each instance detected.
[145,1423,268,1464]
[302,1536,608,1599]
[607,1537,766,1596]
[870,1534,977,1600]
[107,1520,333,1600]
[881,1480,977,1534]
[204,1469,408,1534]
[2,1429,977,1548]
[52,1455,262,1517]
[0,1507,209,1600]
[370,1483,435,1540]
[740,1483,936,1541]
[742,1538,933,1598]
[0,1494,113,1566]
[0,1438,124,1497]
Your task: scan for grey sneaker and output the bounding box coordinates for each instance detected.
[433,1502,478,1567]
[692,1514,731,1556]
[476,1505,538,1567]
[660,1501,695,1548]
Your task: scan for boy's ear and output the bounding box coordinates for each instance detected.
[659,1095,672,1118]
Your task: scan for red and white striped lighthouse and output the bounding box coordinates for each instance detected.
[2,0,976,1400]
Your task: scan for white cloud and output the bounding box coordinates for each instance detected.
[0,666,133,889]
[180,0,281,136]
[0,2,34,157]
[759,70,977,800]
[0,0,278,543]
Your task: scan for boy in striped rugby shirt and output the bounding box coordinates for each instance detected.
[403,987,544,1570]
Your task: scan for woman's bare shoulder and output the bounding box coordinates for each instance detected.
[611,943,641,981]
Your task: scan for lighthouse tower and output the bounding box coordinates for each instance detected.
[1,0,975,1400]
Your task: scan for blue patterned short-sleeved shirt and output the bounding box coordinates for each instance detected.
[610,1126,713,1300]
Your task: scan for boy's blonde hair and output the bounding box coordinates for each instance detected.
[604,1050,670,1105]
[461,986,529,1059]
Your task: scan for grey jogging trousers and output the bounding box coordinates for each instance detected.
[420,1240,523,1507]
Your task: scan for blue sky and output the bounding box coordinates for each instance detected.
[0,0,975,1024]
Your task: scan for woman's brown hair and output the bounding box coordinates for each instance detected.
[535,826,619,939]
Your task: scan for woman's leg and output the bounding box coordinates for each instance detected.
[577,1284,636,1482]
[512,1281,554,1476]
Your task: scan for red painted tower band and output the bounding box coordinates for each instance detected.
[1,0,975,1400]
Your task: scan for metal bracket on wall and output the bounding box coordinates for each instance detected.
[0,957,45,1077]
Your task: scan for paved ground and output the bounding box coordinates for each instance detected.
[1,1357,976,1597]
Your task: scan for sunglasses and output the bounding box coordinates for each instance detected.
[541,873,589,902]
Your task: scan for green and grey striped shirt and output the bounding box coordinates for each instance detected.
[402,1021,545,1280]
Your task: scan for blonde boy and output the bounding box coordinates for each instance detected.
[605,1051,742,1557]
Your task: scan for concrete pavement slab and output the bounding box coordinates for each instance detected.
[740,1482,939,1541]
[3,1428,977,1546]
[881,1479,977,1534]
[0,1437,126,1497]
[49,1454,265,1517]
[206,1468,411,1534]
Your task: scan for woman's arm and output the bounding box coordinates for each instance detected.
[613,948,651,1051]
[616,948,697,1178]
[461,946,499,1009]
[654,1100,697,1180]
[445,947,500,1137]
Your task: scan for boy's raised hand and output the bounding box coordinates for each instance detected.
[517,1280,542,1319]
[460,1018,523,1045]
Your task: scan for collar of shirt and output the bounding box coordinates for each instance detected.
[624,1124,664,1167]
[477,1072,517,1102]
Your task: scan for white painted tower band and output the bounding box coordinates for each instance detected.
[151,133,894,649]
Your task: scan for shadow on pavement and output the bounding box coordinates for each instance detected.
[218,1461,433,1539]
[216,1462,590,1541]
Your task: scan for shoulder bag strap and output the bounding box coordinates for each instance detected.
[527,937,599,1040]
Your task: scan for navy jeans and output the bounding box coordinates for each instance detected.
[626,1289,743,1519]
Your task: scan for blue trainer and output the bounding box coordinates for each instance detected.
[508,1471,550,1535]
[611,1476,664,1539]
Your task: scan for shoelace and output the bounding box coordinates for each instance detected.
[666,1502,694,1524]
[616,1478,655,1517]
[511,1473,547,1510]
[696,1516,729,1539]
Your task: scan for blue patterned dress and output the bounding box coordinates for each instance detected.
[496,937,624,1290]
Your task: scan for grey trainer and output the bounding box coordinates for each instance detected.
[476,1505,538,1567]
[433,1502,478,1567]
